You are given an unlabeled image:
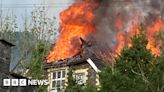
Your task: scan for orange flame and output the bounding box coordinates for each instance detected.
[47,1,164,62]
[127,20,140,48]
[47,1,98,62]
[115,31,125,55]
[114,16,140,55]
[115,16,164,57]
[146,17,164,56]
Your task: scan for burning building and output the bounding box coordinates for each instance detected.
[45,0,164,92]
[45,38,105,92]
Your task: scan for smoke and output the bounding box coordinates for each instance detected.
[92,0,163,52]
[161,0,164,18]
[47,0,164,62]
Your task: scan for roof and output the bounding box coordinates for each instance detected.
[44,55,86,69]
[10,72,27,79]
[44,60,68,69]
[0,39,15,46]
[44,56,105,73]
[88,57,105,70]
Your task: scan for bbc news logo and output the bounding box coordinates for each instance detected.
[3,79,49,86]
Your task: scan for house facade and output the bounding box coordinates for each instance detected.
[45,56,104,92]
[45,38,107,92]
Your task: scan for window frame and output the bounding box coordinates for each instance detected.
[73,68,88,86]
[74,72,85,85]
[51,69,66,91]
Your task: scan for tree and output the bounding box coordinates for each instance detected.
[65,68,83,92]
[0,7,57,74]
[12,7,57,74]
[0,13,17,43]
[99,26,164,92]
[0,6,57,92]
[83,83,98,92]
[156,30,164,53]
[27,43,48,92]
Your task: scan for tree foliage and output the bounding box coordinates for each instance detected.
[99,27,164,92]
[0,6,57,92]
[65,68,83,92]
[27,43,47,92]
[0,7,57,74]
[156,30,164,53]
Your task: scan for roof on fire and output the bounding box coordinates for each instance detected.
[44,56,105,72]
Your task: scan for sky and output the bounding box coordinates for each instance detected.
[0,0,73,28]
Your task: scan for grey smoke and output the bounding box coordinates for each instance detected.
[92,0,163,52]
[70,0,163,63]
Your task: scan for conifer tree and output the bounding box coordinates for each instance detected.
[99,25,164,92]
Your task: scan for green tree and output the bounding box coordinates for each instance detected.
[157,30,164,52]
[99,26,164,92]
[154,30,164,92]
[65,68,83,92]
[0,14,17,42]
[83,82,98,92]
[27,43,48,92]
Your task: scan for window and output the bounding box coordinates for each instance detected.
[73,69,88,86]
[75,73,85,85]
[51,70,66,92]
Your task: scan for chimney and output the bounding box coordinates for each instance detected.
[0,39,15,74]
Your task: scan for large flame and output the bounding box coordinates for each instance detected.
[47,1,98,62]
[47,0,164,63]
[115,17,164,57]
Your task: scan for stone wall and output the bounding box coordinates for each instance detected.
[0,41,11,73]
[0,40,13,92]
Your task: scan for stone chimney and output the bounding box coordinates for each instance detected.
[0,39,14,91]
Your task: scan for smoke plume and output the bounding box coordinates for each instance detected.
[89,0,164,63]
